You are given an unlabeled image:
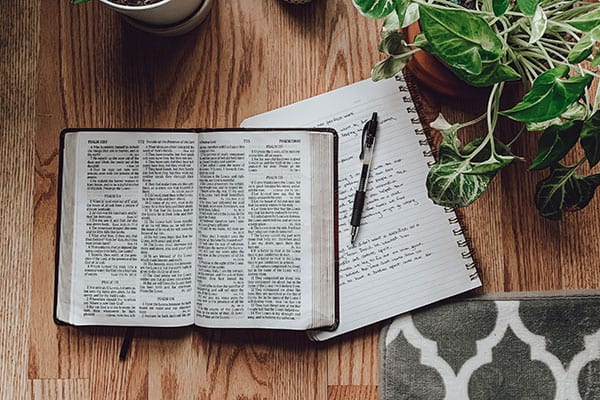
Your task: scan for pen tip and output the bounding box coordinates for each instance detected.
[371,112,377,121]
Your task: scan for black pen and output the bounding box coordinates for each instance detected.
[350,112,378,245]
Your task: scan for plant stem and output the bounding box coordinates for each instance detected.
[498,22,521,36]
[413,0,492,14]
[572,157,587,170]
[511,36,569,65]
[460,113,487,129]
[487,82,503,156]
[538,37,572,47]
[504,11,527,18]
[518,58,544,81]
[578,64,592,111]
[460,84,502,164]
[542,0,579,13]
[516,50,554,65]
[545,21,582,40]
[395,48,422,58]
[594,83,600,114]
[537,38,572,55]
[507,125,526,148]
[551,2,599,21]
[536,44,564,65]
[506,46,531,88]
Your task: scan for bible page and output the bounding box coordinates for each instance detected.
[242,77,481,340]
[194,131,316,329]
[57,131,198,326]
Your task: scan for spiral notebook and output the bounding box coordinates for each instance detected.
[242,73,481,340]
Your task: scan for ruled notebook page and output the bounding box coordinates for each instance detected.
[242,76,481,340]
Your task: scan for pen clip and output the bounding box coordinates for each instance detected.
[359,112,378,160]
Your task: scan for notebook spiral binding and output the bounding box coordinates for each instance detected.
[397,72,480,282]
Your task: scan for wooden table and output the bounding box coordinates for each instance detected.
[2,0,599,399]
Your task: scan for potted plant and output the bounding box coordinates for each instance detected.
[353,0,600,219]
[73,0,214,35]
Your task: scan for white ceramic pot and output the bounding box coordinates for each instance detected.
[98,0,205,26]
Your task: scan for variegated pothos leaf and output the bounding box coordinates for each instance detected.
[535,165,600,219]
[352,0,396,19]
[427,133,517,207]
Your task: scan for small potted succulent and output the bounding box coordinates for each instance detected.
[73,0,214,34]
[353,0,600,219]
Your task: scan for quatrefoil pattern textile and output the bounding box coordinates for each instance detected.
[381,294,600,400]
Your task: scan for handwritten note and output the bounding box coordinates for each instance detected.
[242,76,481,340]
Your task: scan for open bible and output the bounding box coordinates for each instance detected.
[55,128,338,332]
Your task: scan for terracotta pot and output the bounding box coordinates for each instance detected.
[403,22,490,99]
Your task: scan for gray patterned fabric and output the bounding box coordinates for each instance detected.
[380,292,600,400]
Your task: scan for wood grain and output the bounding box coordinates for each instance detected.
[1,1,39,399]
[30,379,89,400]
[0,0,595,398]
[327,385,378,400]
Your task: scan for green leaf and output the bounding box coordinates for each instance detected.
[592,52,600,68]
[529,5,547,44]
[430,113,460,137]
[394,0,410,28]
[451,62,521,87]
[460,63,521,87]
[529,120,582,170]
[561,102,587,120]
[465,158,511,174]
[492,0,509,17]
[412,33,433,52]
[382,10,400,31]
[402,2,420,28]
[379,31,410,56]
[501,66,594,123]
[467,157,514,174]
[556,3,599,23]
[436,121,463,154]
[592,25,600,42]
[418,5,503,76]
[567,8,600,32]
[426,149,494,208]
[371,56,407,81]
[462,136,517,174]
[517,0,539,16]
[352,0,396,19]
[581,111,600,168]
[526,103,587,131]
[563,173,600,211]
[375,30,412,81]
[437,127,458,148]
[417,4,520,87]
[535,165,600,219]
[568,34,594,64]
[535,165,572,220]
[426,134,511,207]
